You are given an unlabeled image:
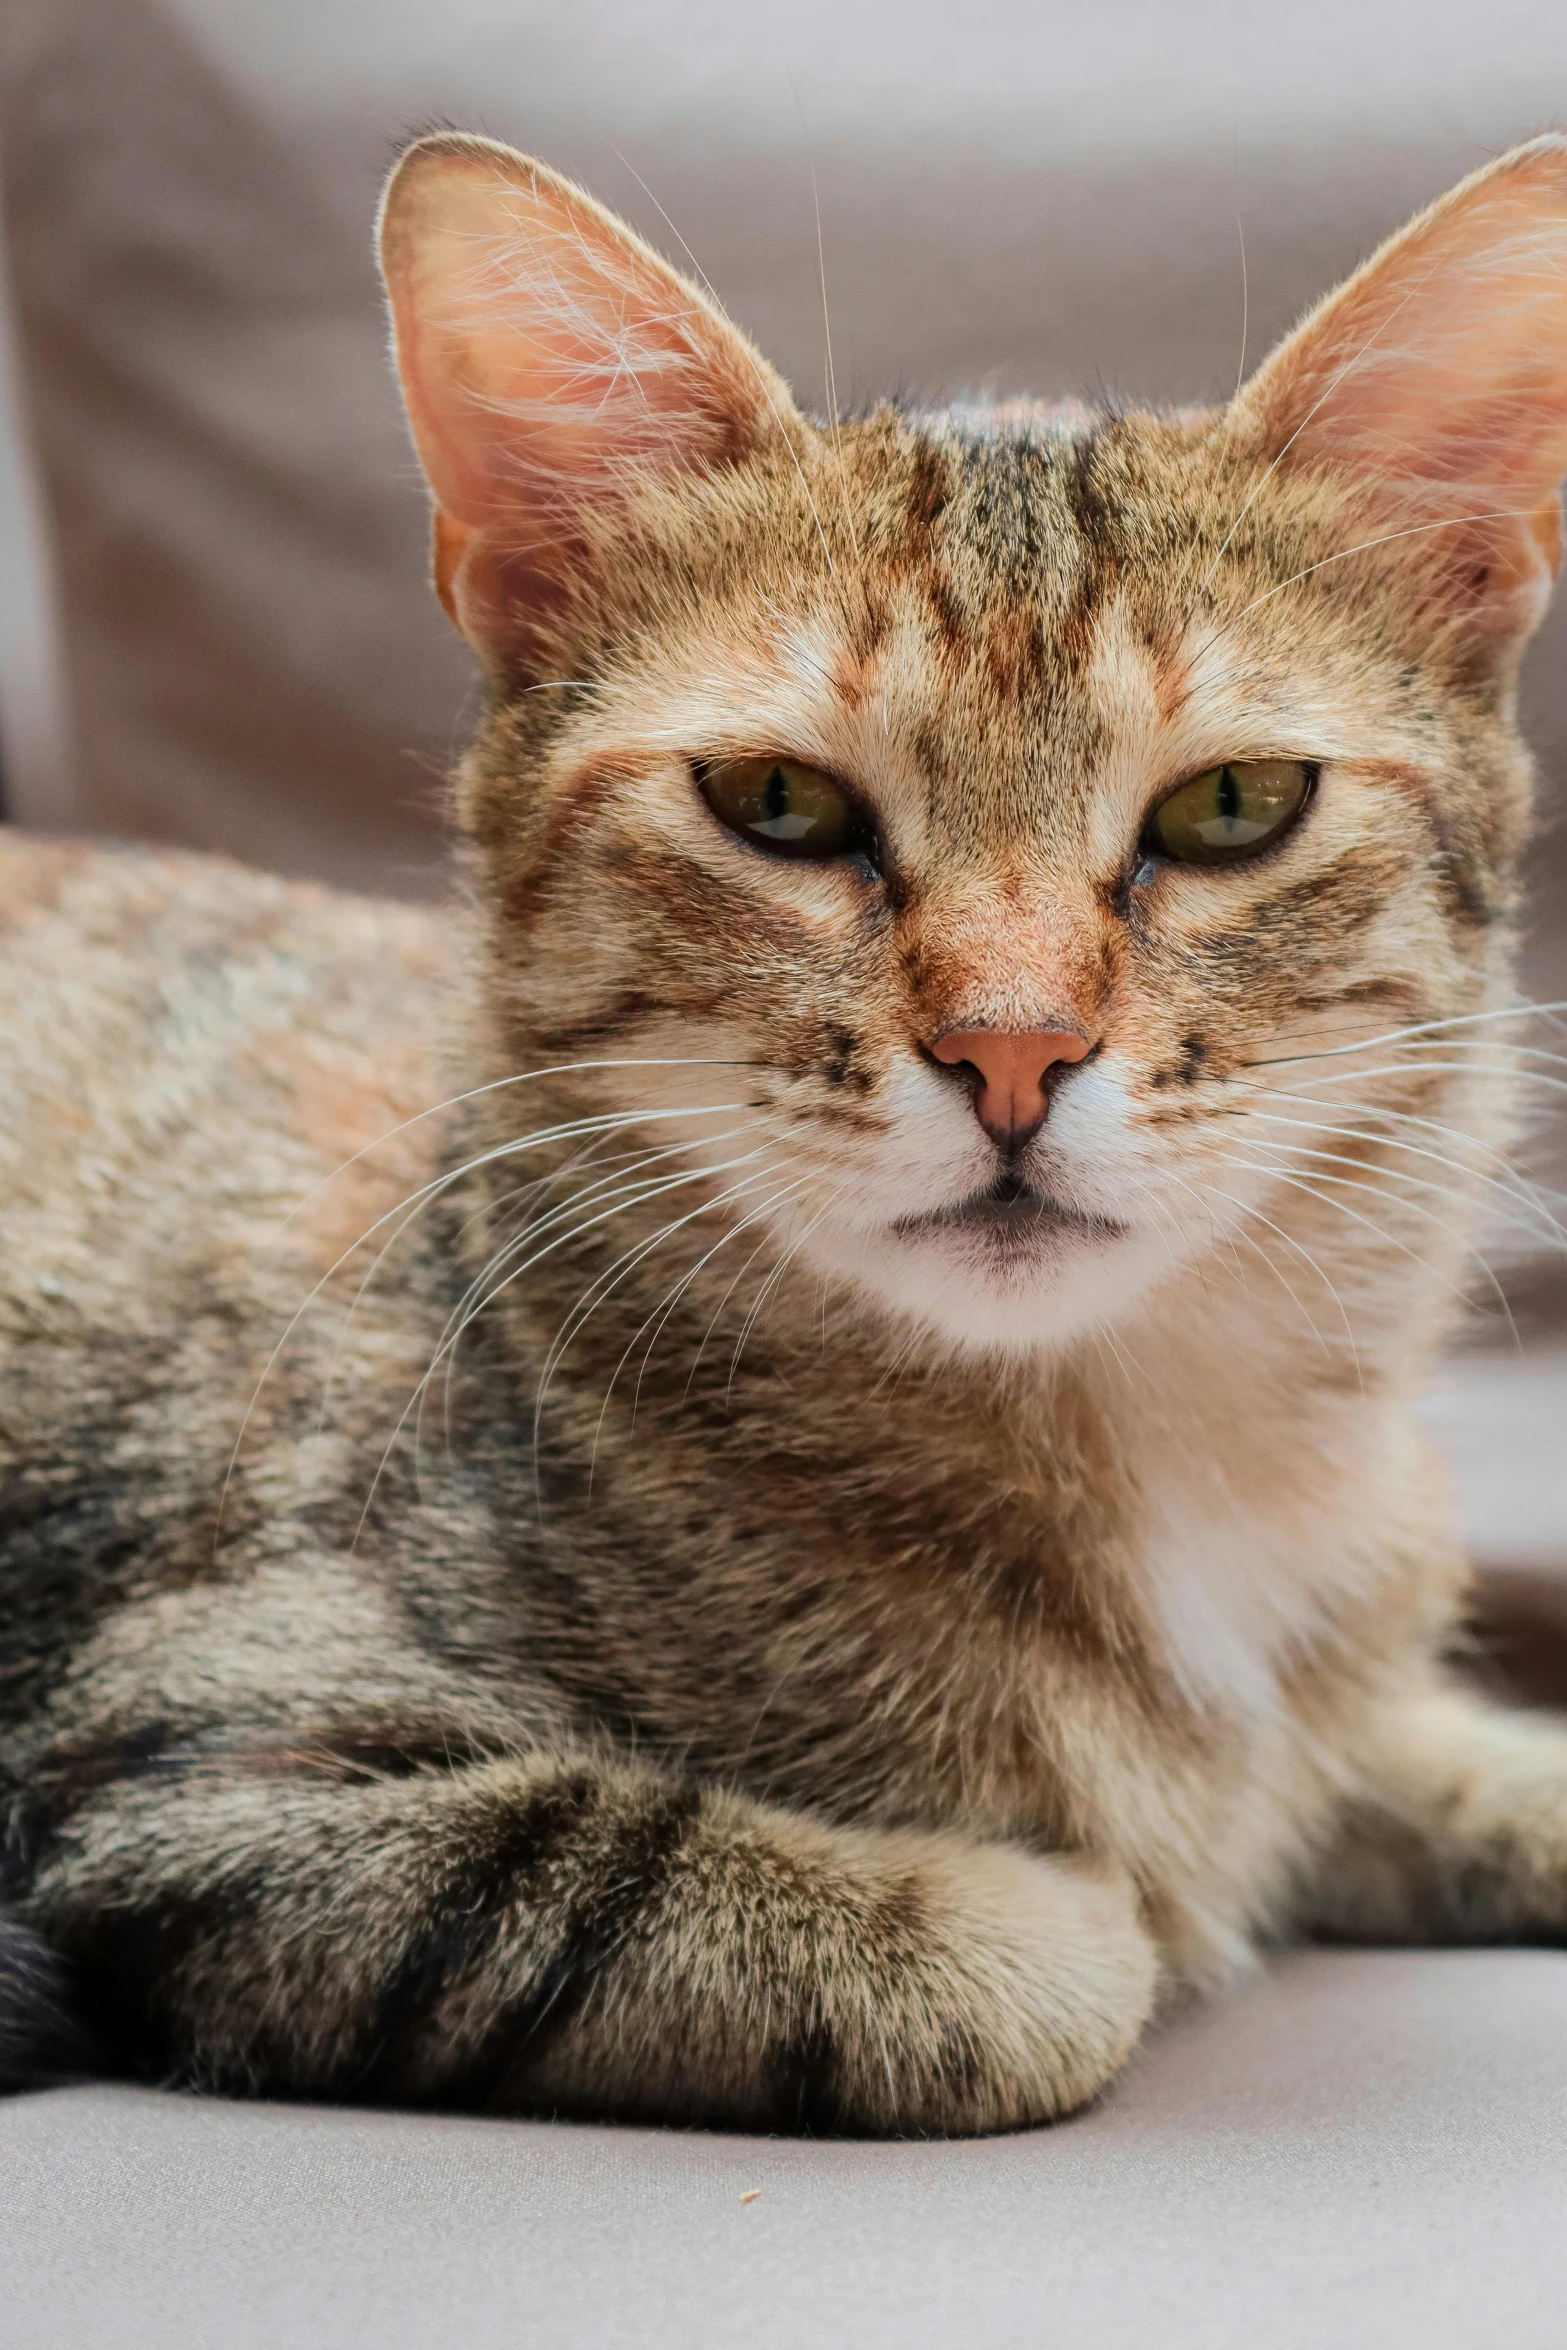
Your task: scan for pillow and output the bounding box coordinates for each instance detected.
[0,0,469,892]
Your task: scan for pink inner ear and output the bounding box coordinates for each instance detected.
[1245,146,1567,523]
[381,141,788,546]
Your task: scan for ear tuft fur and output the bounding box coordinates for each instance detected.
[1231,135,1567,664]
[376,133,803,669]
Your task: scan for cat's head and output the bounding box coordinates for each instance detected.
[379,135,1567,1357]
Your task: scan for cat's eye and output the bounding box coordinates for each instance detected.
[1143,760,1316,868]
[697,756,874,864]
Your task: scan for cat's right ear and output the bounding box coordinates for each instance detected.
[377,134,803,673]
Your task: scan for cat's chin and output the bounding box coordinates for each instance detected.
[805,1196,1174,1357]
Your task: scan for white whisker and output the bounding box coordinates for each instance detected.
[725,1184,849,1396]
[527,1155,800,1506]
[1199,1179,1362,1374]
[1245,999,1567,1070]
[586,1172,811,1486]
[352,1144,778,1545]
[1220,1156,1493,1327]
[1237,1109,1567,1252]
[430,1125,765,1450]
[1233,1141,1525,1344]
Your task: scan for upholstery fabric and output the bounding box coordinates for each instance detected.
[0,115,77,831]
[5,1951,1567,2349]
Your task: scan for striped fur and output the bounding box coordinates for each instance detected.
[4,139,1567,2128]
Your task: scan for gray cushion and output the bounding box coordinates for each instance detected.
[6,1950,1567,2348]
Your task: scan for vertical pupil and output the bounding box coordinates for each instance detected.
[763,765,790,822]
[1217,765,1241,824]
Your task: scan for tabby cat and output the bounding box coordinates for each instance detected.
[3,130,1567,2133]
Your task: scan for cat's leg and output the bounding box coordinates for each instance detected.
[1305,1680,1567,1944]
[16,1742,1156,2133]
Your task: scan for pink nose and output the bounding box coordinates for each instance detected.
[930,1027,1093,1146]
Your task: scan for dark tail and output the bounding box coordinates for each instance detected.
[0,1911,81,2088]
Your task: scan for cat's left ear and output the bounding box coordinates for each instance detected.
[1232,135,1567,670]
[377,134,805,674]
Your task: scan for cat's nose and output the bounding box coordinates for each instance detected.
[929,1026,1093,1147]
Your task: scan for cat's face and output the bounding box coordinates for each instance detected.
[463,410,1519,1354]
[381,135,1567,1358]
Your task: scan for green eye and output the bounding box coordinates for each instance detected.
[698,756,872,863]
[1145,760,1315,867]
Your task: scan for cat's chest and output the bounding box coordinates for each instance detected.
[982,1479,1398,1977]
[1130,1488,1372,1718]
[948,1420,1421,1944]
[1121,1395,1439,1723]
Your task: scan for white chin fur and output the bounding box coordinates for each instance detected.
[801,1214,1178,1356]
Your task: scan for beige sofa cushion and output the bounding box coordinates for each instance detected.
[5,1950,1567,2348]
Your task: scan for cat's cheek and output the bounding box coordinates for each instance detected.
[1047,1057,1275,1240]
[815,1062,993,1224]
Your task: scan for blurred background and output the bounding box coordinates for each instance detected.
[0,0,1563,1638]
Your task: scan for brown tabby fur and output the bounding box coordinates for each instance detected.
[4,134,1567,2132]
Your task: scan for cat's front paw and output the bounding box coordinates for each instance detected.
[505,1803,1158,2137]
[1309,1693,1567,1948]
[814,1835,1158,2136]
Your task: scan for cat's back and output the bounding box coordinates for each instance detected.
[0,834,454,1485]
[0,832,452,1232]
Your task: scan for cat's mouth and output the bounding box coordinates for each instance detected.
[895,1173,1125,1247]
